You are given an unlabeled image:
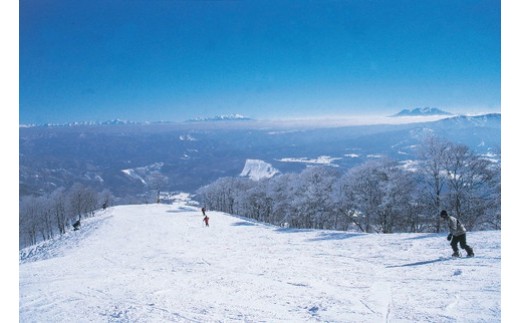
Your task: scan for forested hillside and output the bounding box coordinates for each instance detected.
[196,137,500,233]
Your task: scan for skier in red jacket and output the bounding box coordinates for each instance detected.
[203,215,209,227]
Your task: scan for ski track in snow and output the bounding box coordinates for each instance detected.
[20,201,501,322]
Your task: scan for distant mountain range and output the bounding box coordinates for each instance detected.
[19,113,500,201]
[21,109,456,128]
[186,114,253,122]
[391,107,453,117]
[20,115,254,128]
[20,119,142,128]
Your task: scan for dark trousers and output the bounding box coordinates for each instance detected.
[451,233,472,253]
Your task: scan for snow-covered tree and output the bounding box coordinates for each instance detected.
[195,138,499,233]
[343,160,388,232]
[290,167,338,229]
[238,180,272,222]
[331,173,359,231]
[338,159,417,233]
[379,163,417,233]
[196,177,248,214]
[485,153,501,229]
[266,173,299,227]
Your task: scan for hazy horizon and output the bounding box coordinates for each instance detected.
[19,109,502,128]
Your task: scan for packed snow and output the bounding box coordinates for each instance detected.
[19,196,501,322]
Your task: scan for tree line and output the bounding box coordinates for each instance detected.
[19,183,113,249]
[195,137,501,233]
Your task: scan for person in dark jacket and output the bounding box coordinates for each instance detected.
[440,210,474,257]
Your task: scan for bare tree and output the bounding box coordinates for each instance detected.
[50,188,68,234]
[20,183,107,249]
[39,196,54,241]
[68,183,99,223]
[442,142,495,229]
[417,136,450,232]
[19,196,40,248]
[99,189,114,210]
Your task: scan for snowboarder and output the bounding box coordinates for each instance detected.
[201,207,206,216]
[203,215,209,227]
[440,210,474,257]
[73,219,81,231]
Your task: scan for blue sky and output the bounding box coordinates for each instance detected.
[19,0,501,124]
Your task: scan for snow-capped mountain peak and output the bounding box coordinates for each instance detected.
[392,107,453,117]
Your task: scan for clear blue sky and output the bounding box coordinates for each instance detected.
[19,0,501,124]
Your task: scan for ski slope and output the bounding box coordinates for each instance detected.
[19,196,501,322]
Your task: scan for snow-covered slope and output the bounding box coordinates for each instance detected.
[121,162,165,186]
[239,159,279,181]
[19,199,501,322]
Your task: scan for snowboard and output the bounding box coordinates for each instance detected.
[450,254,475,259]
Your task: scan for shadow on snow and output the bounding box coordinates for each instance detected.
[386,257,450,268]
[273,228,365,241]
[166,206,199,213]
[231,221,257,226]
[404,233,443,240]
[274,228,318,234]
[307,232,365,241]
